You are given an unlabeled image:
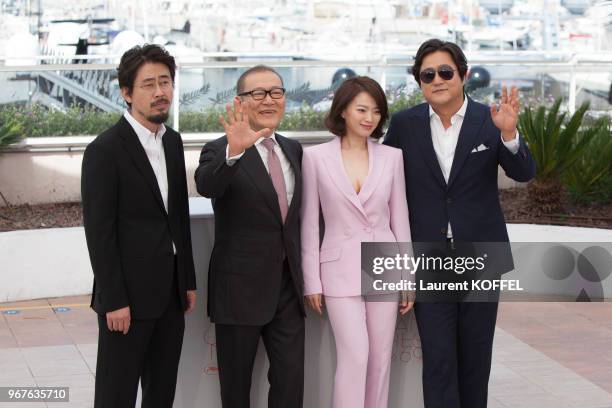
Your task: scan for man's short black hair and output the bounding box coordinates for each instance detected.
[412,39,468,86]
[117,44,176,106]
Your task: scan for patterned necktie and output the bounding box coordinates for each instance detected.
[261,137,288,223]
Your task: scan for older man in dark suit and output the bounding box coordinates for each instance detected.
[195,65,305,408]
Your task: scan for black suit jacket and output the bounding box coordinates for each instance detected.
[81,117,196,319]
[384,98,536,243]
[194,134,305,325]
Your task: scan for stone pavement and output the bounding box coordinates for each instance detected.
[0,296,611,408]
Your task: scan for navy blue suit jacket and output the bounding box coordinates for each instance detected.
[384,97,535,243]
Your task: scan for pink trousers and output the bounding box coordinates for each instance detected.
[325,296,398,408]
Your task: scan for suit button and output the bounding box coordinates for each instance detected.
[364,227,372,233]
[446,198,452,204]
[344,227,352,236]
[441,227,447,235]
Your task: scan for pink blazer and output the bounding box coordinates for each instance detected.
[300,136,411,297]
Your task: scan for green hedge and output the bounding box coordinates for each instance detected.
[0,91,425,137]
[0,104,120,138]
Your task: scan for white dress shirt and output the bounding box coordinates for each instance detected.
[123,110,176,253]
[429,97,519,238]
[225,134,295,206]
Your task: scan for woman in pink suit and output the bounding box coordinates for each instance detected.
[301,76,412,408]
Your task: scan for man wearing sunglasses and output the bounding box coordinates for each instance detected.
[384,39,535,408]
[195,65,305,407]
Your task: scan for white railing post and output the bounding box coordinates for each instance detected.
[174,67,180,132]
[568,55,577,114]
[380,55,387,92]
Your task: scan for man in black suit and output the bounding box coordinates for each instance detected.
[384,39,535,407]
[81,44,197,408]
[195,65,304,408]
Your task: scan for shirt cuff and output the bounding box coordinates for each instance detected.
[225,144,245,166]
[502,131,520,155]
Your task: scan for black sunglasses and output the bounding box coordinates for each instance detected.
[419,65,455,84]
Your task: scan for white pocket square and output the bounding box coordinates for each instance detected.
[471,144,489,153]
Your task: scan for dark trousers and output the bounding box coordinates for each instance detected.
[414,301,499,408]
[215,265,305,408]
[94,270,185,408]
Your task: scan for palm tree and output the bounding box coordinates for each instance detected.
[518,99,606,214]
[564,121,612,204]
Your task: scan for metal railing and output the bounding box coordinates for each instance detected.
[1,51,611,132]
[2,131,333,153]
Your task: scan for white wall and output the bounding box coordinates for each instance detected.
[1,221,611,304]
[0,145,204,205]
[0,227,93,303]
[0,133,524,206]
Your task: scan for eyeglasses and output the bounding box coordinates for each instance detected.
[238,87,286,100]
[419,65,456,84]
[137,79,173,93]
